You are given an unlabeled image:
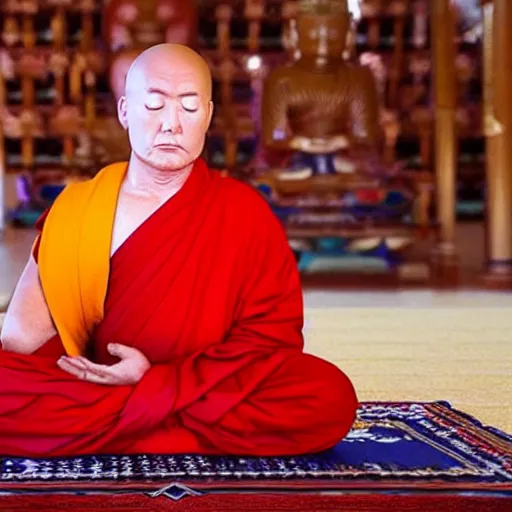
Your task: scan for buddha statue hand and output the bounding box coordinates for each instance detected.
[290,135,349,154]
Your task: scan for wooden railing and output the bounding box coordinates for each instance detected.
[0,0,105,174]
[0,0,106,229]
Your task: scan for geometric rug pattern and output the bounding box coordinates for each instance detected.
[1,402,510,493]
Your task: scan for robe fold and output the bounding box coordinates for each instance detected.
[0,158,358,457]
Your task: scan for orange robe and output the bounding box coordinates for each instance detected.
[0,158,358,457]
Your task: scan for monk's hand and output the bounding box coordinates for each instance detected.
[57,344,150,385]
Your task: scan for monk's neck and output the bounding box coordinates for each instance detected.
[125,155,194,202]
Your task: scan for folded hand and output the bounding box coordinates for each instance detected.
[291,135,349,154]
[57,343,150,385]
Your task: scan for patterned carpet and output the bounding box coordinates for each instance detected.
[0,401,510,510]
[0,401,510,487]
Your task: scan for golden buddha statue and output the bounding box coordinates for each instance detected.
[105,0,198,102]
[261,0,382,178]
[104,0,197,53]
[251,0,433,277]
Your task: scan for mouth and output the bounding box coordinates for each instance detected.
[154,144,183,151]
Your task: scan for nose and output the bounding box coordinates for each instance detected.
[160,103,182,134]
[317,26,328,56]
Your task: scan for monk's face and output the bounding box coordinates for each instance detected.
[118,48,213,172]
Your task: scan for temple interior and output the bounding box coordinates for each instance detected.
[0,1,511,433]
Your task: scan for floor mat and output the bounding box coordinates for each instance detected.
[1,401,510,509]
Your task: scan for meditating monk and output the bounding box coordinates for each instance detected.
[0,44,358,458]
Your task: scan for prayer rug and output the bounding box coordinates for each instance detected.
[0,401,510,511]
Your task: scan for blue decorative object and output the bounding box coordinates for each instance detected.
[289,152,338,175]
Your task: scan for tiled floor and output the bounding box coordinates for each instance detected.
[1,226,511,434]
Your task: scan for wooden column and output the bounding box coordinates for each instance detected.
[215,4,238,170]
[388,3,406,108]
[245,0,264,53]
[431,0,459,283]
[482,0,512,287]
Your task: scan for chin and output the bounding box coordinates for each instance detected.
[154,159,190,171]
[138,152,194,172]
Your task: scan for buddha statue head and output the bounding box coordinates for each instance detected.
[104,0,198,101]
[295,0,351,66]
[104,0,197,53]
[109,49,140,101]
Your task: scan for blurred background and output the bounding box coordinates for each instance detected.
[0,0,510,291]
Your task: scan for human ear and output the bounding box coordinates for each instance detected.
[117,96,128,130]
[206,101,214,130]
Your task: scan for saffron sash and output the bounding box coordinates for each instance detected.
[38,163,127,355]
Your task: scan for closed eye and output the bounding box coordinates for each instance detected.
[181,96,199,112]
[145,91,165,110]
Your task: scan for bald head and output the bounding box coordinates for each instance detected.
[125,44,212,100]
[117,43,214,173]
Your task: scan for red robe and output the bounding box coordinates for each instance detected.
[0,159,357,457]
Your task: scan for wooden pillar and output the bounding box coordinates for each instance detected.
[482,0,512,287]
[388,4,406,108]
[215,4,238,170]
[431,0,459,283]
[245,0,264,53]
